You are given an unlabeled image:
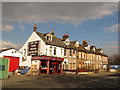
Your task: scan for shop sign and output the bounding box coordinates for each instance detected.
[28,40,40,56]
[32,56,64,61]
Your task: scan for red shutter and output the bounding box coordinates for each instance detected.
[4,56,19,72]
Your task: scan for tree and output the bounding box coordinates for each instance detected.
[108,54,120,65]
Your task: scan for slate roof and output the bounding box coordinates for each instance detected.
[0,48,21,53]
[90,45,96,49]
[77,44,88,52]
[71,41,77,44]
[36,32,65,47]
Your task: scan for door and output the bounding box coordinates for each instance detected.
[4,56,19,72]
[52,62,58,73]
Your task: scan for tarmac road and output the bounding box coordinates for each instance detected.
[1,72,120,88]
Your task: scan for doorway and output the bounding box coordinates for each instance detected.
[52,62,58,73]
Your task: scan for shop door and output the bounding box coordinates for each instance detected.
[52,63,58,73]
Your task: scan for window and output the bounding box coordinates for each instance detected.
[73,50,75,54]
[85,53,86,59]
[64,49,66,56]
[65,40,70,45]
[70,50,72,56]
[61,49,62,56]
[79,52,81,58]
[50,47,52,55]
[82,52,84,59]
[47,36,49,40]
[54,47,56,55]
[47,36,52,41]
[24,49,26,55]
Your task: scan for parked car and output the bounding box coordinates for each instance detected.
[19,66,30,74]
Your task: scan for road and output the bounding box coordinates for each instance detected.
[1,72,120,88]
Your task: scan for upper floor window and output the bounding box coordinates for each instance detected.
[65,39,70,45]
[82,52,84,59]
[61,49,62,56]
[47,36,52,41]
[64,49,66,56]
[79,52,81,58]
[24,49,26,55]
[70,50,72,56]
[54,47,56,55]
[50,47,52,55]
[73,50,75,54]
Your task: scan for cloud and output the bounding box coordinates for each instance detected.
[2,2,117,26]
[2,24,14,31]
[0,40,21,49]
[106,41,118,44]
[103,24,119,32]
[103,45,119,56]
[18,25,24,29]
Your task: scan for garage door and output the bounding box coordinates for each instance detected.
[4,56,19,72]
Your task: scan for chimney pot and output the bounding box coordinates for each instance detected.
[34,24,37,32]
[51,30,55,35]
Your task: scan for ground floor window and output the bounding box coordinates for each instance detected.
[40,60,62,74]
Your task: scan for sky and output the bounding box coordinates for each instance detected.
[1,1,119,57]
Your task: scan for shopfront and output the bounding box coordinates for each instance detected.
[32,56,64,74]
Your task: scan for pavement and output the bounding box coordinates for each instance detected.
[1,72,120,88]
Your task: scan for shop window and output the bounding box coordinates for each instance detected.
[58,64,61,69]
[41,62,47,69]
[54,47,56,55]
[49,62,52,69]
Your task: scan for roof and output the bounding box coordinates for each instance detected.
[90,45,96,49]
[96,48,103,51]
[77,44,88,52]
[0,48,21,53]
[71,41,77,44]
[36,32,65,47]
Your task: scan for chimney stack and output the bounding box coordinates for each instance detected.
[82,40,88,47]
[51,30,55,35]
[63,33,69,40]
[34,24,37,32]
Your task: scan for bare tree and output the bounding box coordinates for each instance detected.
[108,54,120,65]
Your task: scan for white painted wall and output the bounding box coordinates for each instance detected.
[0,49,22,66]
[19,32,46,56]
[46,45,64,58]
[21,56,31,67]
[19,32,46,66]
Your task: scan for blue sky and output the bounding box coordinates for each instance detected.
[2,2,118,56]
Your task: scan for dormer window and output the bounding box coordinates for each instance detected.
[47,35,52,41]
[65,39,70,45]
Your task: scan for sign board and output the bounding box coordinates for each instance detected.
[32,56,64,61]
[28,40,40,56]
